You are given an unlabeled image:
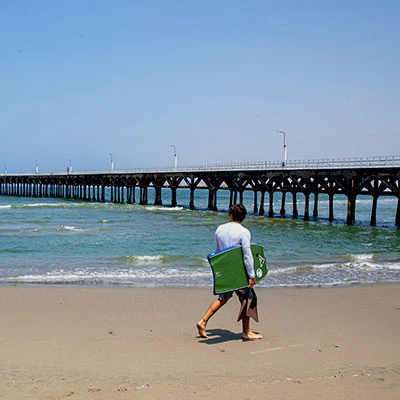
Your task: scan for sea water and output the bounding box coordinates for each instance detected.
[0,189,399,288]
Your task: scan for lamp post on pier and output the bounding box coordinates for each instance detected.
[276,130,287,167]
[169,145,178,169]
[109,153,114,172]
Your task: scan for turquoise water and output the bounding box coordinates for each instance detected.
[0,190,399,288]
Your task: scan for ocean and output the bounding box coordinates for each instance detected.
[0,189,399,288]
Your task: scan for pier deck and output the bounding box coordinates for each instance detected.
[1,156,400,226]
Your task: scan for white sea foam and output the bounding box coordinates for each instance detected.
[25,203,66,207]
[361,262,400,271]
[145,206,184,212]
[59,225,83,231]
[3,258,399,288]
[268,259,400,276]
[3,267,212,285]
[125,255,164,264]
[58,224,100,232]
[351,253,374,262]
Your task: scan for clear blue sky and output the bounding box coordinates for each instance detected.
[1,1,399,173]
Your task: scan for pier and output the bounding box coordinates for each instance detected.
[1,156,400,227]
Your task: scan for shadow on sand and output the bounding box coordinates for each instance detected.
[197,328,242,344]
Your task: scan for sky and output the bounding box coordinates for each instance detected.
[1,0,399,173]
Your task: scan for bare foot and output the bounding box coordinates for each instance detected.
[196,321,208,338]
[242,331,263,340]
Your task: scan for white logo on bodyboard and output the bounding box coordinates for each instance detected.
[256,253,265,268]
[255,253,266,279]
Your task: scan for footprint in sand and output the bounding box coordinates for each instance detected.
[88,387,101,393]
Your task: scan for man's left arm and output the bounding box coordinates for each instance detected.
[242,229,255,286]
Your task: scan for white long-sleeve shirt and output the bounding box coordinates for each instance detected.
[214,221,255,279]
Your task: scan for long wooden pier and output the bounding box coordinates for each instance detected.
[1,156,400,227]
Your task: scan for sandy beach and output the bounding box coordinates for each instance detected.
[1,284,399,399]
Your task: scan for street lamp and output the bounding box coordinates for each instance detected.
[276,130,287,167]
[68,159,72,173]
[34,160,39,174]
[109,153,114,172]
[169,145,178,169]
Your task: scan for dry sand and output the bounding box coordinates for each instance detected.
[0,284,399,399]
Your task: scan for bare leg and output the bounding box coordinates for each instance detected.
[196,299,228,338]
[241,316,263,340]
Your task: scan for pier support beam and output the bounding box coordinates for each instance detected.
[253,191,258,214]
[171,187,177,207]
[154,187,162,206]
[304,192,310,221]
[127,186,135,204]
[268,191,274,217]
[131,186,136,203]
[292,192,298,219]
[239,191,244,205]
[347,194,356,225]
[370,195,378,226]
[328,193,334,222]
[280,192,286,216]
[189,187,195,210]
[208,189,217,211]
[259,191,265,216]
[139,186,148,205]
[313,192,319,218]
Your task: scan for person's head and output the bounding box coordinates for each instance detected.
[228,204,247,222]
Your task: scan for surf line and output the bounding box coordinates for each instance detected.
[250,344,303,355]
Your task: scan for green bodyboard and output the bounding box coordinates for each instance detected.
[207,243,268,295]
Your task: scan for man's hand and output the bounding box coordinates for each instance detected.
[248,278,256,288]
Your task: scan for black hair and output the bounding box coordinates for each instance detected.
[228,204,247,222]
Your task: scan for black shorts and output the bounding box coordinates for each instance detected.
[218,288,248,302]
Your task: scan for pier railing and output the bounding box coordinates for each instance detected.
[146,155,400,174]
[2,155,400,176]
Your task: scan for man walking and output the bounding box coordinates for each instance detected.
[196,204,262,340]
